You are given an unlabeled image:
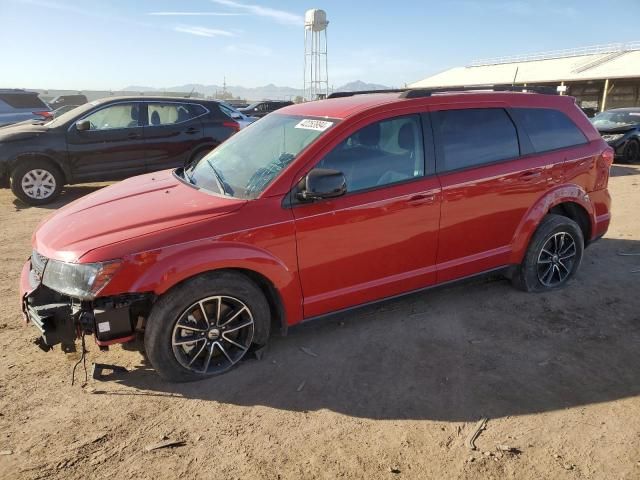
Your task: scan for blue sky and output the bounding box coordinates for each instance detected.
[1,0,639,90]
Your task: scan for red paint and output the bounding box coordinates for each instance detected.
[22,92,612,328]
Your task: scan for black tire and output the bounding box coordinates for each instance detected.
[145,271,270,382]
[512,214,584,292]
[10,159,64,205]
[622,139,640,164]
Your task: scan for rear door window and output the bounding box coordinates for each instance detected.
[432,108,520,172]
[147,102,205,126]
[0,93,47,109]
[511,108,588,152]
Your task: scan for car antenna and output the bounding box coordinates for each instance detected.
[185,87,195,99]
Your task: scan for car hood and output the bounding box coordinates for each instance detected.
[33,169,246,262]
[0,123,49,142]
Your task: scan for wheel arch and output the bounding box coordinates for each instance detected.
[509,184,595,264]
[116,242,301,335]
[11,152,70,183]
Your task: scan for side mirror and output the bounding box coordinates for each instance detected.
[297,168,347,202]
[75,119,90,131]
[232,113,242,120]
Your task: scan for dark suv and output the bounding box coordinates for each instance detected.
[0,96,240,204]
[20,87,612,382]
[239,100,293,118]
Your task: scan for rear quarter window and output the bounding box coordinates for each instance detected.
[0,93,47,109]
[511,108,587,153]
[433,108,520,172]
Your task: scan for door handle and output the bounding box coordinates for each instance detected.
[127,132,141,139]
[185,127,199,135]
[519,170,543,180]
[407,193,437,205]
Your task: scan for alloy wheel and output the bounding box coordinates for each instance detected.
[21,169,57,200]
[536,231,577,287]
[171,295,254,375]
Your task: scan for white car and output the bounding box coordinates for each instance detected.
[218,102,258,129]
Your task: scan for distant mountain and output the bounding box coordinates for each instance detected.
[335,80,391,92]
[123,83,304,101]
[122,80,393,100]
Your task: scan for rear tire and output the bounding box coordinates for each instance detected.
[512,214,584,292]
[145,271,270,382]
[10,159,64,205]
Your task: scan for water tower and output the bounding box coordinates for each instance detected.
[303,9,329,101]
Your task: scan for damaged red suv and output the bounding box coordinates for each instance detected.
[20,87,613,382]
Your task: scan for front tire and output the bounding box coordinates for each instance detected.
[10,159,64,205]
[512,214,584,292]
[145,271,270,382]
[622,139,640,164]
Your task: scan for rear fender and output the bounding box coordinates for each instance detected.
[509,184,594,264]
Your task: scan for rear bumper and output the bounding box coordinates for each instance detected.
[589,189,611,242]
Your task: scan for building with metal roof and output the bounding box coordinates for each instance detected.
[410,42,640,114]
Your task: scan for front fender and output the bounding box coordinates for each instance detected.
[102,241,303,326]
[509,184,594,264]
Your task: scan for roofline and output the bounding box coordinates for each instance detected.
[411,72,640,90]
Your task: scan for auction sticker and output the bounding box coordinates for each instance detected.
[295,119,334,131]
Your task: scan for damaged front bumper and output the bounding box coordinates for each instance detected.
[20,259,152,352]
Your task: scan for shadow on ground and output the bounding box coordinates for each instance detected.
[610,164,640,177]
[102,238,640,422]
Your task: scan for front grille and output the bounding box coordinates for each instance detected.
[30,250,48,286]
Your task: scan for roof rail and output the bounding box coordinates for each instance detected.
[327,89,407,99]
[327,85,559,100]
[400,85,559,98]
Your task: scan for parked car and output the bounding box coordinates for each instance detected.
[0,96,241,204]
[580,107,598,118]
[0,89,52,127]
[239,100,293,118]
[47,94,88,109]
[51,104,80,118]
[591,107,640,163]
[217,101,258,129]
[20,87,612,382]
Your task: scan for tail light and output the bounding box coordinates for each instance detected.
[33,110,53,119]
[601,147,614,167]
[593,146,614,191]
[223,120,240,133]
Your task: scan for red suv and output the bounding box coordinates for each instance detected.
[20,87,613,382]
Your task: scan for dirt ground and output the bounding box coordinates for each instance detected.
[0,166,639,480]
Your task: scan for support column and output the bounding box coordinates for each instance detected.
[601,78,610,112]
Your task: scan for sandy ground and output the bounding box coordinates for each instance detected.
[0,167,639,480]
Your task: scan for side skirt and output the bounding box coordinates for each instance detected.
[299,265,512,325]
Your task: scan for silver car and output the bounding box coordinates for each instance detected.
[217,101,258,129]
[0,89,51,127]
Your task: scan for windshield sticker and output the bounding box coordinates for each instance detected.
[295,119,334,131]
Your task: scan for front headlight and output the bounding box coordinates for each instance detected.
[602,133,625,142]
[42,259,122,300]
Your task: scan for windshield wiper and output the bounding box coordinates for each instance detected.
[206,159,233,196]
